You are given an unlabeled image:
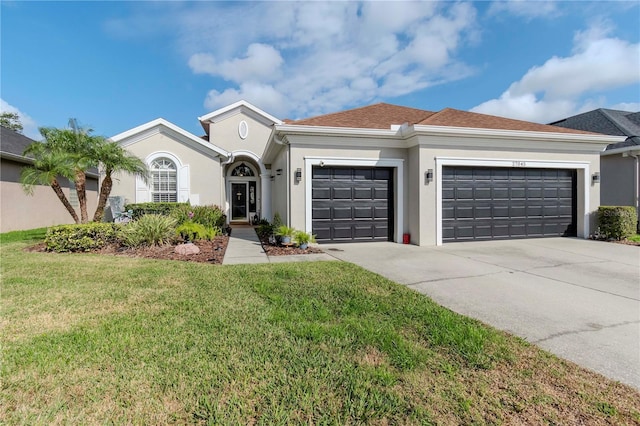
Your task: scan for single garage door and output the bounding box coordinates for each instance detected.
[312,166,393,243]
[442,167,576,242]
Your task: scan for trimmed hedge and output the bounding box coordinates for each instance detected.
[45,223,120,252]
[124,202,189,219]
[597,206,637,240]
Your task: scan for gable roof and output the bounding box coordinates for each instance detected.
[111,118,230,159]
[419,108,595,135]
[198,100,282,133]
[549,108,640,150]
[291,103,435,129]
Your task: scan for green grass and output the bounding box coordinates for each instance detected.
[2,230,639,424]
[627,233,640,242]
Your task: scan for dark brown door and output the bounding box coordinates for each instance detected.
[311,167,393,243]
[442,167,577,242]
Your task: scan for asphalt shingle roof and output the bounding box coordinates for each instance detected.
[549,108,640,150]
[0,126,36,158]
[290,103,435,129]
[290,103,594,135]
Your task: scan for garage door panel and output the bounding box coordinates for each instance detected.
[312,187,331,199]
[333,207,353,219]
[354,188,372,199]
[374,188,388,199]
[354,206,373,218]
[443,167,576,242]
[312,207,331,220]
[312,166,393,243]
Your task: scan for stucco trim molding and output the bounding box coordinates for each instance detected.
[304,156,404,243]
[111,118,230,159]
[434,157,591,246]
[198,100,283,127]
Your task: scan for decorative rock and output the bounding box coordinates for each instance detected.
[175,243,200,255]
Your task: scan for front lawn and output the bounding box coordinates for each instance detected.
[2,231,639,424]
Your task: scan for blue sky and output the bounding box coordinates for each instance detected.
[2,1,639,140]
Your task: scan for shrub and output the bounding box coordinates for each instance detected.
[45,223,120,252]
[256,222,275,239]
[170,204,226,229]
[597,206,637,240]
[275,225,295,238]
[176,221,218,242]
[272,212,283,229]
[124,202,189,219]
[117,214,177,247]
[294,230,316,247]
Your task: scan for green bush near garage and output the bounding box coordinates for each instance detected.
[597,206,637,240]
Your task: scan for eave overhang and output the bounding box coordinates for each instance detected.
[110,118,230,160]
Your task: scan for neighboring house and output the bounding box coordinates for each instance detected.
[550,109,640,228]
[110,101,621,246]
[0,126,99,233]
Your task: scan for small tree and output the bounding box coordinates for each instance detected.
[21,144,80,223]
[92,141,149,222]
[0,112,23,133]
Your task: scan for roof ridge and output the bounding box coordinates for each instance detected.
[293,102,433,124]
[599,109,638,137]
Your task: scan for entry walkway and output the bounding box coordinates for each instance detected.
[222,226,269,265]
[222,226,336,265]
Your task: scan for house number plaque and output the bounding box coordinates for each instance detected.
[512,161,527,167]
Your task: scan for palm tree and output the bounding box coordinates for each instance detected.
[91,141,149,222]
[21,143,80,223]
[32,126,99,223]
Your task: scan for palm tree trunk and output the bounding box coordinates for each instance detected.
[93,174,113,222]
[51,179,80,223]
[75,170,88,223]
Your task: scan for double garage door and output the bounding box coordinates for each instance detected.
[312,166,393,243]
[442,167,577,242]
[311,165,577,244]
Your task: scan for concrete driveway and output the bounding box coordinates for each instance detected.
[322,238,640,389]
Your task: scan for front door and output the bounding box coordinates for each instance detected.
[231,182,248,221]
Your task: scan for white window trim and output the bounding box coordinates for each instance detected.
[144,151,188,203]
[435,157,591,246]
[304,156,404,243]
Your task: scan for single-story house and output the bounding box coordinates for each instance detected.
[550,108,640,228]
[0,126,99,233]
[109,101,622,245]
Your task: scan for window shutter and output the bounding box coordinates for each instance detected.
[135,175,150,202]
[178,164,190,202]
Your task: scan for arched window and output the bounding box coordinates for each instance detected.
[150,157,177,202]
[231,163,255,177]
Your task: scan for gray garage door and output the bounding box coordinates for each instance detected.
[312,166,393,243]
[442,167,577,242]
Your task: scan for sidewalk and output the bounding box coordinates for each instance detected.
[222,226,336,265]
[222,226,269,265]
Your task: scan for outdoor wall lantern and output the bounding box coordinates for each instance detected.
[592,172,600,184]
[295,168,302,182]
[425,169,434,184]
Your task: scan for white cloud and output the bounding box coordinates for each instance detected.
[472,23,640,123]
[488,0,559,20]
[106,2,479,119]
[0,99,40,140]
[189,43,283,84]
[610,102,640,112]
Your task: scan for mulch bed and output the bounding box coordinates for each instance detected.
[25,229,325,264]
[26,237,229,264]
[256,234,323,256]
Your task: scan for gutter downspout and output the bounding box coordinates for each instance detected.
[623,151,640,231]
